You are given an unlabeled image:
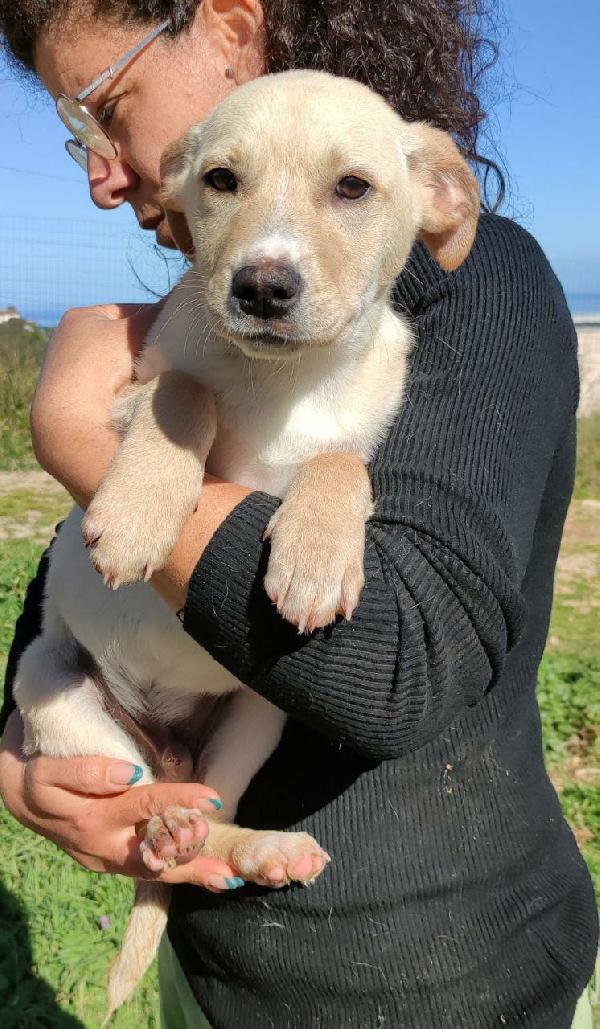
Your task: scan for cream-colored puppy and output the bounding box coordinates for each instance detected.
[14,70,479,1017]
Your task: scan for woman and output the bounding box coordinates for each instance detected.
[0,2,597,1027]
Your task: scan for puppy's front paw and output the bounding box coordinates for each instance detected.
[82,480,198,588]
[139,806,209,873]
[230,830,330,888]
[263,504,365,633]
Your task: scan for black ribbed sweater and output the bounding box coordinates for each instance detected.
[2,214,597,1028]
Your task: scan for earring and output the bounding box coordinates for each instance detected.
[225,67,235,79]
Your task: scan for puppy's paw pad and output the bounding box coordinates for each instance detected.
[140,807,208,872]
[232,831,330,888]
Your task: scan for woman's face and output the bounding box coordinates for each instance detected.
[35,1,265,248]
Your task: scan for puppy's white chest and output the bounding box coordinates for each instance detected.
[208,385,371,495]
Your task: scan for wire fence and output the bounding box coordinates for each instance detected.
[0,214,187,327]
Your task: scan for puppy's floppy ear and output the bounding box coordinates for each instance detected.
[159,127,202,259]
[407,123,480,271]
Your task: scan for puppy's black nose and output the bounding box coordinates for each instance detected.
[231,262,302,320]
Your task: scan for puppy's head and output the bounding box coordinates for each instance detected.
[161,70,479,359]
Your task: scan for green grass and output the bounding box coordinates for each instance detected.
[574,414,600,500]
[0,540,45,680]
[0,804,160,1029]
[537,653,600,767]
[0,322,50,471]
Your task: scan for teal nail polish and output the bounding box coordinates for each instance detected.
[209,798,223,811]
[225,877,245,890]
[128,765,143,785]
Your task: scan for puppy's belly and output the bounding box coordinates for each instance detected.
[48,509,240,722]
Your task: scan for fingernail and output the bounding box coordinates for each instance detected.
[108,763,143,785]
[208,798,223,811]
[206,875,245,891]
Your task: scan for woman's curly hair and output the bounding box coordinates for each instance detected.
[0,0,505,207]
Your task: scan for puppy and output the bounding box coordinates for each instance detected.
[14,70,479,1017]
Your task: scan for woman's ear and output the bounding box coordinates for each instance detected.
[407,123,480,271]
[159,127,202,258]
[202,0,265,83]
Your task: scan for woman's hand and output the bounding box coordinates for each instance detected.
[0,711,240,890]
[31,302,161,509]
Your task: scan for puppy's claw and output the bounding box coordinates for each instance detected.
[102,574,122,591]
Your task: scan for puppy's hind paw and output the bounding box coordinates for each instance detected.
[230,829,330,888]
[140,806,209,873]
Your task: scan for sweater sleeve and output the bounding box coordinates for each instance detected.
[185,218,579,761]
[1,545,51,734]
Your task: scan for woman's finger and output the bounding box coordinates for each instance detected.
[110,781,224,826]
[159,855,243,891]
[0,711,27,819]
[25,753,144,798]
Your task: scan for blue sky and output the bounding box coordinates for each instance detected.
[0,0,599,321]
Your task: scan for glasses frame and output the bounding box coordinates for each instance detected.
[58,19,171,168]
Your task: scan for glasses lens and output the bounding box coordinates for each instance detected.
[65,139,89,171]
[57,96,116,159]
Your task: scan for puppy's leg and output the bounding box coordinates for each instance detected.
[15,634,153,774]
[82,372,217,587]
[195,689,287,824]
[264,452,373,632]
[198,690,330,887]
[14,629,208,870]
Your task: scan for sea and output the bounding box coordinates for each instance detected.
[565,293,600,316]
[12,293,600,330]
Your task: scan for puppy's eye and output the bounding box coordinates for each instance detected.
[336,176,371,200]
[204,168,238,192]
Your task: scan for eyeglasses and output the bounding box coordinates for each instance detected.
[57,19,171,170]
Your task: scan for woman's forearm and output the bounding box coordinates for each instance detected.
[152,476,251,611]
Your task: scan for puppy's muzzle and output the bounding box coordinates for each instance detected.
[231,261,302,321]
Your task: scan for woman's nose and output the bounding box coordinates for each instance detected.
[86,150,139,209]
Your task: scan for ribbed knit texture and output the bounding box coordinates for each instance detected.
[2,215,597,1027]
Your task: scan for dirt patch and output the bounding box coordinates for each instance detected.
[577,328,600,418]
[555,550,599,584]
[0,470,66,496]
[0,471,70,542]
[561,499,600,547]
